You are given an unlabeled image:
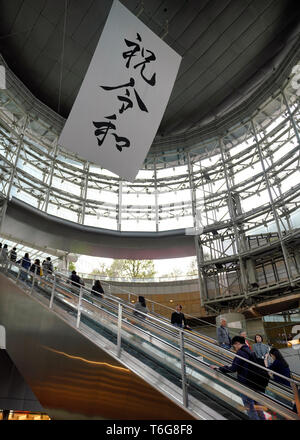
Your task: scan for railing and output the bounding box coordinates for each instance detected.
[0,258,299,420]
[8,262,300,369]
[56,267,300,355]
[33,268,300,387]
[65,271,300,361]
[56,270,223,337]
[59,269,199,283]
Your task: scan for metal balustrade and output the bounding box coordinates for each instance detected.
[0,258,299,420]
[1,65,300,314]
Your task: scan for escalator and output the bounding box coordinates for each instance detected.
[0,261,299,420]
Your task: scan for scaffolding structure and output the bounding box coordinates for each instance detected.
[0,57,300,314]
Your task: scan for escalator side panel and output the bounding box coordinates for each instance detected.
[0,274,194,420]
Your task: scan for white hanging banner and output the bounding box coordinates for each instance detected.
[58,0,181,181]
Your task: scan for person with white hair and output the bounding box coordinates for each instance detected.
[217,318,231,349]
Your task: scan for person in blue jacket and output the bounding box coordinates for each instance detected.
[211,335,265,420]
[17,253,31,281]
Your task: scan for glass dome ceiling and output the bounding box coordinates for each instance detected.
[1,0,299,134]
[0,60,300,237]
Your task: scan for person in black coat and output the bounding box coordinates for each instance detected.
[30,259,41,276]
[171,304,190,329]
[69,270,84,286]
[68,270,84,293]
[133,296,149,320]
[30,259,41,286]
[210,336,266,420]
[10,247,17,262]
[91,280,104,298]
[265,348,292,387]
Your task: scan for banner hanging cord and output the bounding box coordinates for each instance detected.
[58,0,68,114]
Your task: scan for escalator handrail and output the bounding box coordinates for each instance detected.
[5,261,300,389]
[52,270,300,389]
[3,263,300,419]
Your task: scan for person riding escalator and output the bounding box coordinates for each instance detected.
[210,335,267,420]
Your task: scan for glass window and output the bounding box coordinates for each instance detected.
[84,214,117,230]
[121,219,156,232]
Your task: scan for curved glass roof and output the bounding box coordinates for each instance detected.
[0,61,299,237]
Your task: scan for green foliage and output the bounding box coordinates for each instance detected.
[89,259,156,280]
[186,259,198,276]
[68,261,76,271]
[106,259,127,278]
[90,262,110,276]
[121,259,156,279]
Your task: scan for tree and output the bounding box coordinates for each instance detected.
[106,259,127,278]
[123,259,156,279]
[107,259,156,279]
[163,266,184,279]
[186,259,198,276]
[89,262,110,277]
[68,261,76,271]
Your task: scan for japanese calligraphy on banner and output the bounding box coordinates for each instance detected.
[58,0,182,181]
